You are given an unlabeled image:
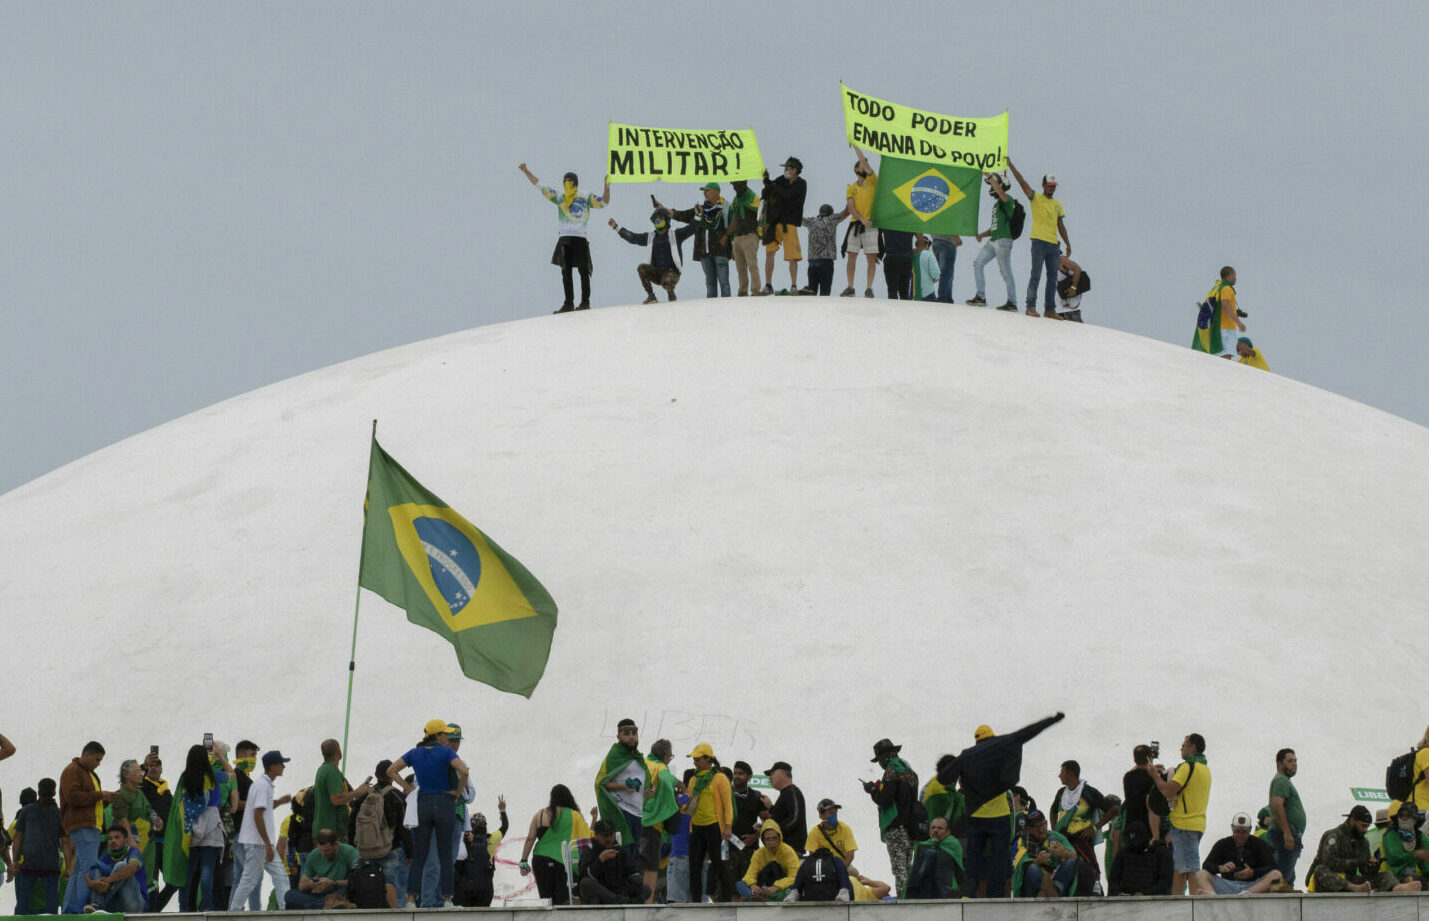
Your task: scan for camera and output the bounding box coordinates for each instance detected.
[1148,741,1160,759]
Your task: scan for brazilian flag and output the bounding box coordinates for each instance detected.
[1192,287,1225,353]
[360,438,558,698]
[871,155,981,235]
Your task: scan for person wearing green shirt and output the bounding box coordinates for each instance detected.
[1380,802,1429,886]
[283,829,360,909]
[1267,748,1305,885]
[313,739,370,845]
[965,173,1019,310]
[1013,810,1081,897]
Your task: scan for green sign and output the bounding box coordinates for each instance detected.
[747,775,772,791]
[1352,787,1389,802]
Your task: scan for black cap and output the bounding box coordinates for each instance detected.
[763,761,792,776]
[871,738,901,762]
[1345,805,1374,823]
[816,798,842,812]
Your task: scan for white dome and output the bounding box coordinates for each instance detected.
[2,298,1426,900]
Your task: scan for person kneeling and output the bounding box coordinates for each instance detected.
[577,819,650,905]
[1195,812,1285,895]
[284,828,359,909]
[737,820,799,902]
[85,826,147,914]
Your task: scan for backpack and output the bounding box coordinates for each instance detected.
[353,789,392,859]
[347,861,387,909]
[290,786,316,855]
[1008,200,1027,240]
[1387,748,1419,803]
[798,850,843,902]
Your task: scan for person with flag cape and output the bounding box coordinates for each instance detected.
[865,738,920,896]
[1193,266,1244,356]
[593,718,648,864]
[106,759,157,856]
[639,739,678,903]
[163,744,230,911]
[518,784,592,905]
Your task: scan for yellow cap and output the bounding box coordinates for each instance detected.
[424,718,457,736]
[974,725,995,741]
[687,743,715,759]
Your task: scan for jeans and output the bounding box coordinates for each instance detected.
[665,855,690,902]
[622,810,643,863]
[1020,859,1077,897]
[228,840,291,910]
[420,819,462,906]
[1026,239,1060,310]
[85,867,146,914]
[391,846,409,899]
[932,240,958,302]
[179,844,222,912]
[701,256,731,297]
[408,793,456,902]
[283,889,328,910]
[1267,827,1303,886]
[62,827,101,913]
[807,258,834,295]
[15,873,60,914]
[973,238,1016,303]
[966,814,1012,898]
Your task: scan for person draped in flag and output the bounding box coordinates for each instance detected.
[1194,266,1246,355]
[593,718,647,864]
[518,784,592,905]
[163,744,228,911]
[1049,760,1119,879]
[639,740,678,903]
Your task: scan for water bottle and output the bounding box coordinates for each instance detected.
[721,839,729,861]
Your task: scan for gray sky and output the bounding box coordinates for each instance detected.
[3,0,1424,494]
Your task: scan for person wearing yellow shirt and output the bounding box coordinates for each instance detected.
[682,744,734,901]
[1148,734,1213,895]
[1007,157,1070,318]
[1234,337,1269,370]
[841,146,879,297]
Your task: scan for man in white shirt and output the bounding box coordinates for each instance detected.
[228,751,293,909]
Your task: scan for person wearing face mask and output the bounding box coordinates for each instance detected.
[520,163,610,314]
[863,739,919,895]
[1378,802,1429,888]
[807,799,857,869]
[609,206,696,304]
[759,158,807,295]
[1307,805,1408,892]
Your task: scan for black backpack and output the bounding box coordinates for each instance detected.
[1008,200,1027,240]
[1058,270,1091,299]
[1387,748,1419,802]
[289,786,316,855]
[798,850,843,902]
[348,862,387,909]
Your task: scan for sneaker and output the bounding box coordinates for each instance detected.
[442,899,458,910]
[839,286,856,297]
[797,286,816,295]
[666,291,677,301]
[641,294,657,305]
[965,295,987,306]
[863,288,875,298]
[553,304,575,314]
[575,301,590,311]
[996,302,1018,311]
[1025,306,1040,317]
[758,284,774,296]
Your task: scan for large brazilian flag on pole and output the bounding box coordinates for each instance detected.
[871,154,981,235]
[359,438,558,697]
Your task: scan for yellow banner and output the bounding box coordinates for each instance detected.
[840,83,1008,172]
[607,123,764,183]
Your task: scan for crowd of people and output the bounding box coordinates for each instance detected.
[520,150,1093,321]
[6,719,1429,912]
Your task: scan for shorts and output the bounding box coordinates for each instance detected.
[1169,826,1202,873]
[1211,875,1258,895]
[846,224,879,254]
[638,826,664,872]
[764,223,802,261]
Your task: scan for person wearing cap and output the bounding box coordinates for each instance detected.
[418,721,475,906]
[1012,809,1083,897]
[761,158,807,295]
[967,172,1019,310]
[386,719,470,908]
[577,818,649,904]
[662,185,733,298]
[864,739,918,894]
[938,712,1065,898]
[682,743,735,901]
[903,816,963,899]
[454,796,508,907]
[759,760,807,855]
[1049,760,1119,879]
[1147,733,1213,894]
[349,758,415,907]
[913,234,942,301]
[1006,157,1070,319]
[1378,801,1429,887]
[1234,336,1269,369]
[1194,812,1284,895]
[1307,804,1408,892]
[312,739,366,848]
[840,145,880,298]
[609,206,696,304]
[519,162,610,313]
[593,718,647,866]
[808,798,858,869]
[1266,747,1304,884]
[228,751,292,909]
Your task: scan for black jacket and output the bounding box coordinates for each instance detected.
[869,762,920,836]
[769,785,807,853]
[1202,833,1275,880]
[578,840,640,893]
[763,174,807,227]
[1108,842,1173,896]
[937,713,1064,814]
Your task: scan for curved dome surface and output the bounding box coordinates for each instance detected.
[2,298,1426,899]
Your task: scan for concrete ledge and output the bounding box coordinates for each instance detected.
[123,893,1429,921]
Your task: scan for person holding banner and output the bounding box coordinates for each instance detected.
[841,147,879,298]
[1006,158,1069,319]
[761,159,807,295]
[519,163,610,314]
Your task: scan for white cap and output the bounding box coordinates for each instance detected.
[1231,812,1254,830]
[1043,174,1058,185]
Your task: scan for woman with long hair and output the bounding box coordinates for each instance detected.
[518,784,591,905]
[163,744,227,911]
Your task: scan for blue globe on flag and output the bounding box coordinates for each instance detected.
[908,175,951,215]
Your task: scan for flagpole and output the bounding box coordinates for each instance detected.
[340,419,378,780]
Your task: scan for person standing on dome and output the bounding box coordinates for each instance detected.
[1006,157,1069,318]
[761,158,807,295]
[520,163,610,313]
